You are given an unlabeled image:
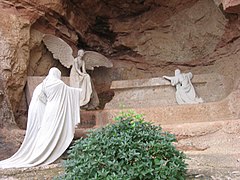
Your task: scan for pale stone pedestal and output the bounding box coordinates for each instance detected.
[105,73,233,109]
[25,74,238,127]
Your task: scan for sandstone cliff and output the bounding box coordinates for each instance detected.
[0,0,239,158]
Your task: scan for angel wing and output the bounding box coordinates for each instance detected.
[83,51,113,70]
[42,34,74,68]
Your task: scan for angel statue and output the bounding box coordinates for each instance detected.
[43,34,113,110]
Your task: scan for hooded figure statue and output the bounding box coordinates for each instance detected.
[163,69,203,104]
[0,67,82,168]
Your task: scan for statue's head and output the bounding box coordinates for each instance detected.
[78,49,84,57]
[175,69,181,76]
[48,67,61,79]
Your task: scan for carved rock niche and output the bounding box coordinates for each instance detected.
[19,24,71,129]
[28,28,70,77]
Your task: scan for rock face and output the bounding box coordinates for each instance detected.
[0,0,239,119]
[0,77,14,128]
[0,0,240,158]
[0,5,31,123]
[223,0,240,13]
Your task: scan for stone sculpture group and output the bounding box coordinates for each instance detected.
[0,34,203,169]
[0,34,113,169]
[43,34,113,110]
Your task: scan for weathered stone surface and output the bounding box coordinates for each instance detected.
[0,0,239,123]
[164,119,240,176]
[0,0,239,168]
[112,0,226,62]
[105,73,233,109]
[0,7,30,124]
[0,127,25,160]
[0,163,63,179]
[223,0,240,13]
[0,78,14,128]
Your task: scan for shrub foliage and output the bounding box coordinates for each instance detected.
[60,111,187,180]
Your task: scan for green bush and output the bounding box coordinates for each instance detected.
[60,110,187,180]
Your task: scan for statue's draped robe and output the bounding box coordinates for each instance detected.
[70,66,99,109]
[0,73,81,168]
[70,67,92,106]
[170,72,203,104]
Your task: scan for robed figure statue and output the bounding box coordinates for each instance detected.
[163,69,203,105]
[0,67,81,168]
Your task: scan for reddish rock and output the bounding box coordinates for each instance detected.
[0,128,25,160]
[0,0,240,164]
[0,0,239,125]
[223,0,240,13]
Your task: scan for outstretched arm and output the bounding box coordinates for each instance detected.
[163,75,173,81]
[163,75,179,86]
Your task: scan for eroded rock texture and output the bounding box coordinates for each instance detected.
[0,0,240,158]
[223,0,240,13]
[0,4,30,124]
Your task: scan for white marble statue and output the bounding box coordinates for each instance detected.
[43,34,113,109]
[163,69,203,104]
[70,49,99,109]
[0,67,82,168]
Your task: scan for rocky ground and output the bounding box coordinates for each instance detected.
[187,153,240,179]
[0,154,239,180]
[1,119,240,179]
[0,163,63,180]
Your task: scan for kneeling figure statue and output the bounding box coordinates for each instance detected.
[163,69,203,105]
[0,67,81,168]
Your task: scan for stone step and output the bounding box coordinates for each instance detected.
[73,119,240,180]
[186,153,240,179]
[78,111,97,128]
[74,128,92,139]
[79,110,240,156]
[80,100,239,128]
[161,119,240,168]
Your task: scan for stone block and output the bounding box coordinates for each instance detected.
[105,73,233,109]
[25,74,239,127]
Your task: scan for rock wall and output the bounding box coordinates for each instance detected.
[223,0,240,13]
[0,77,14,128]
[0,4,31,124]
[0,0,239,126]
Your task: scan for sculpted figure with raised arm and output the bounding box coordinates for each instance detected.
[0,67,81,168]
[163,69,203,105]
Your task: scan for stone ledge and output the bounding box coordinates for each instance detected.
[110,74,209,90]
[82,100,238,127]
[106,73,233,109]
